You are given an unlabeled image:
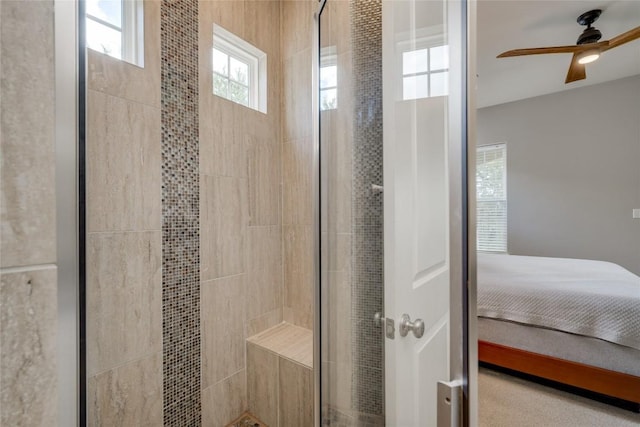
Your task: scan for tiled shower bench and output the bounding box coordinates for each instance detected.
[246,323,313,426]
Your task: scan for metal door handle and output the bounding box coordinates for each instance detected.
[399,314,425,338]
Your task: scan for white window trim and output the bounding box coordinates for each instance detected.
[213,24,267,113]
[476,143,508,253]
[86,0,144,67]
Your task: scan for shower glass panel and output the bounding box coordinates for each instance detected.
[319,0,385,424]
[319,0,467,424]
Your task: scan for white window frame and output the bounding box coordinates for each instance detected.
[213,24,267,113]
[476,143,508,253]
[86,0,144,66]
[396,32,448,101]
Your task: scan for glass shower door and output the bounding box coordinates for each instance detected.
[318,0,469,425]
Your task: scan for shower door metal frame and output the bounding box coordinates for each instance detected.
[313,0,477,425]
[55,0,86,425]
[312,2,325,427]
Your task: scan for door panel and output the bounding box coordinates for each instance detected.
[383,0,463,425]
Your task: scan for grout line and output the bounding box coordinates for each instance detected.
[201,272,246,283]
[86,229,162,235]
[207,367,246,390]
[88,349,162,378]
[0,264,57,274]
[87,87,161,110]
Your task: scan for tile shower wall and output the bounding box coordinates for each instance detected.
[86,0,163,425]
[0,3,58,425]
[199,1,283,425]
[349,0,384,418]
[85,0,304,425]
[282,0,315,330]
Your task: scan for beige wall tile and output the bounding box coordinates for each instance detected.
[322,233,351,273]
[326,271,351,366]
[283,306,313,331]
[200,102,246,178]
[246,226,283,321]
[247,135,281,226]
[244,1,280,57]
[283,48,313,142]
[279,358,313,427]
[202,369,247,427]
[246,307,283,338]
[247,343,278,427]
[206,0,245,38]
[88,0,160,107]
[283,225,313,327]
[322,361,352,414]
[281,0,314,60]
[86,90,161,233]
[88,352,163,427]
[282,139,313,226]
[0,267,57,426]
[0,0,56,268]
[202,274,246,388]
[201,175,248,280]
[86,231,162,376]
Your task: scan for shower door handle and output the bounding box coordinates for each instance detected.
[399,314,425,339]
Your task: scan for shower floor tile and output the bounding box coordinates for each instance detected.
[226,412,267,427]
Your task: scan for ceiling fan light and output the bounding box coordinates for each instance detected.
[577,49,600,65]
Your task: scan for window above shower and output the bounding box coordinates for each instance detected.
[86,0,144,66]
[401,43,449,100]
[212,24,267,113]
[320,47,338,111]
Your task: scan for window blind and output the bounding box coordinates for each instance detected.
[476,144,507,252]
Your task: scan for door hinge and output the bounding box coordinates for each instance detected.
[437,380,462,427]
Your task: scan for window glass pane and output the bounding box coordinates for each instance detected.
[86,0,122,28]
[86,18,122,59]
[320,88,337,111]
[320,65,337,89]
[403,74,428,100]
[213,48,229,76]
[430,72,448,97]
[476,144,507,252]
[402,48,428,75]
[229,57,249,85]
[430,45,449,71]
[213,74,229,98]
[229,81,249,106]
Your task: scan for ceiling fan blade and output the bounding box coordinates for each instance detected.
[497,45,581,58]
[602,26,640,51]
[565,53,586,84]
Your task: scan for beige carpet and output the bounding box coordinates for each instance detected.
[479,368,640,427]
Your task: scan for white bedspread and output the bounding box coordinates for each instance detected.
[477,254,640,351]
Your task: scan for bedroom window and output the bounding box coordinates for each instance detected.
[477,143,507,252]
[86,0,144,66]
[213,24,267,113]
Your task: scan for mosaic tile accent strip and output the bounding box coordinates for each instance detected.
[161,0,201,425]
[349,0,384,417]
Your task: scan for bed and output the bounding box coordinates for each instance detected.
[477,253,640,407]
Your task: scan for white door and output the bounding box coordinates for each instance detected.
[383,0,467,425]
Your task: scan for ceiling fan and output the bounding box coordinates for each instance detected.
[497,9,640,84]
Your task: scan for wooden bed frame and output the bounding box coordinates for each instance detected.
[478,340,640,405]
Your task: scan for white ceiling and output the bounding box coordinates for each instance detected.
[477,0,640,108]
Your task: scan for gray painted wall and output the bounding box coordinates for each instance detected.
[478,75,640,275]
